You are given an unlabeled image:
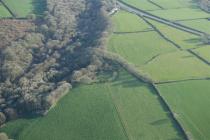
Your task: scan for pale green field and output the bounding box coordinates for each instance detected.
[121,0,161,10]
[107,71,184,140]
[150,0,193,9]
[108,31,177,66]
[0,71,184,140]
[3,0,45,17]
[148,18,208,50]
[112,11,152,32]
[142,51,210,82]
[0,4,11,18]
[149,8,210,20]
[179,19,210,34]
[158,80,210,140]
[193,46,210,63]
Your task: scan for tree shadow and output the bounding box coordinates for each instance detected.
[184,38,206,46]
[31,0,47,16]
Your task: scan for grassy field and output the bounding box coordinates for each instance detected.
[121,0,161,11]
[157,80,210,140]
[2,0,45,17]
[147,18,210,50]
[0,4,11,18]
[0,71,184,140]
[109,11,178,66]
[149,8,210,21]
[179,19,210,34]
[193,46,210,63]
[141,51,210,82]
[112,11,152,32]
[108,31,177,66]
[150,0,193,9]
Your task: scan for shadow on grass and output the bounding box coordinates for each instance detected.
[32,0,47,16]
[184,38,206,46]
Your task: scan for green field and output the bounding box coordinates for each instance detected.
[109,11,177,66]
[149,8,210,21]
[142,51,210,82]
[112,11,152,32]
[179,19,210,34]
[150,0,192,9]
[108,32,177,66]
[158,80,210,140]
[2,0,45,17]
[121,0,161,11]
[0,4,11,18]
[147,18,210,50]
[1,71,184,140]
[193,46,210,63]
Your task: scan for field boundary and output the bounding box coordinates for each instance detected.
[142,15,210,67]
[94,48,189,139]
[0,0,16,17]
[147,0,164,10]
[113,29,154,34]
[151,84,190,140]
[141,16,182,50]
[155,77,210,84]
[117,0,204,36]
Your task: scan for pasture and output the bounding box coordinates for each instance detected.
[141,51,210,82]
[147,18,208,50]
[109,11,177,66]
[149,0,193,9]
[112,11,152,32]
[108,31,177,66]
[157,80,210,140]
[2,0,45,17]
[179,19,210,34]
[121,0,161,11]
[193,46,210,63]
[149,8,210,21]
[0,4,11,18]
[0,70,184,140]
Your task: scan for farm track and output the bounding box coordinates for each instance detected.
[0,0,16,17]
[117,0,204,36]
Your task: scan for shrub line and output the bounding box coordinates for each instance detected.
[155,77,210,84]
[94,48,190,139]
[113,29,154,34]
[151,84,190,140]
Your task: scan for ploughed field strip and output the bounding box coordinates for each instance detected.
[0,70,185,140]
